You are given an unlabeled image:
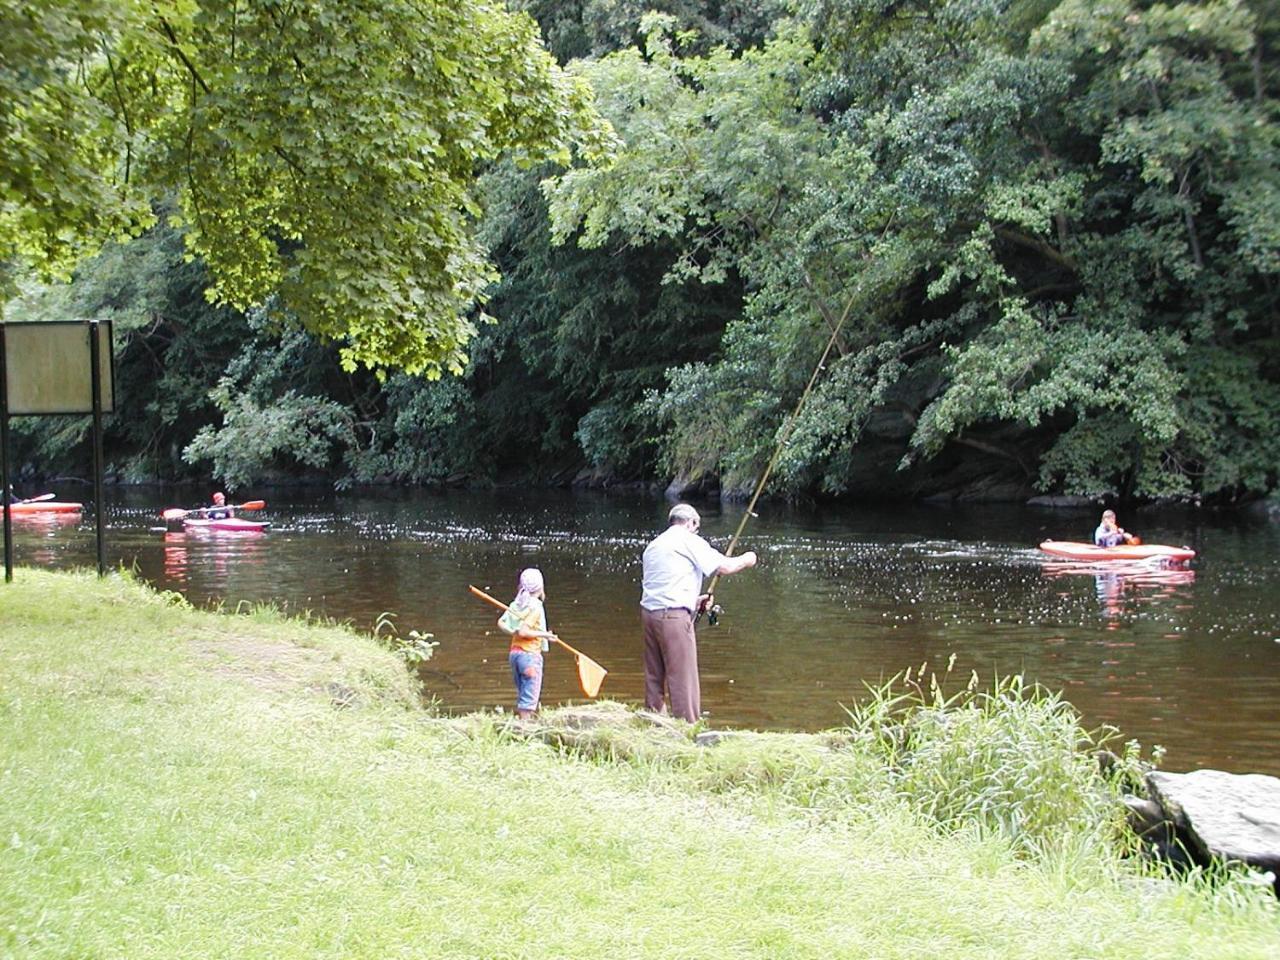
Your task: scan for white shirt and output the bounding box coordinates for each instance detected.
[640,524,728,612]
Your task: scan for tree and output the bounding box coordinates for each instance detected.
[510,0,790,62]
[3,216,253,481]
[1,0,612,376]
[545,14,858,490]
[547,2,1280,501]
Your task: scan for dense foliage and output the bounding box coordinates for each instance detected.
[5,1,1278,503]
[2,0,610,375]
[547,1,1280,500]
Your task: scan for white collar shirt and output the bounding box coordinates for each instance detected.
[640,524,729,612]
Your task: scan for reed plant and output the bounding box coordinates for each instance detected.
[843,662,1152,859]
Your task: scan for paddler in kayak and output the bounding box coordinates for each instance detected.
[206,492,234,520]
[1094,509,1138,547]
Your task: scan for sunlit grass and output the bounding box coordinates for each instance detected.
[1,569,1276,958]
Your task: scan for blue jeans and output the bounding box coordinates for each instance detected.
[509,650,543,712]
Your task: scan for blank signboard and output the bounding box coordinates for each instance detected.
[2,322,114,415]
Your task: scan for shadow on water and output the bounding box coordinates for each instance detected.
[6,485,1279,774]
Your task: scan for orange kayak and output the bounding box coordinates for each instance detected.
[5,499,84,515]
[1039,540,1195,563]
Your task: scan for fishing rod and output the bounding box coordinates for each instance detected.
[699,293,857,625]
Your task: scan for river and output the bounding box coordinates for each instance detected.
[5,486,1278,775]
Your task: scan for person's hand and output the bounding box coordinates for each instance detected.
[697,593,714,614]
[741,550,758,568]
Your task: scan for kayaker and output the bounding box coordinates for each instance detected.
[206,492,233,520]
[1094,509,1137,547]
[496,568,555,720]
[640,503,757,723]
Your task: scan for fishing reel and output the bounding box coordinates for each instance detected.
[706,603,723,627]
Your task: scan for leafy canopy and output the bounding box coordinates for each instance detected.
[1,0,613,376]
[547,2,1280,500]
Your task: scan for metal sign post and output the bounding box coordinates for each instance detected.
[90,320,106,576]
[1,326,12,582]
[0,320,115,582]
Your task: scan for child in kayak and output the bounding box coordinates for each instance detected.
[1094,509,1137,547]
[497,568,556,720]
[206,492,233,520]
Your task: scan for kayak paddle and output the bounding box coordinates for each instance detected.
[467,585,608,698]
[161,500,266,521]
[18,493,57,504]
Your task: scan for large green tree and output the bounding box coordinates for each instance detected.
[2,0,612,376]
[547,2,1280,501]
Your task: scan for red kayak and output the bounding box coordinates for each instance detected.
[4,498,83,515]
[183,517,269,533]
[1039,540,1195,563]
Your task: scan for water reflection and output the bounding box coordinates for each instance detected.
[1041,560,1196,624]
[161,528,267,589]
[6,511,83,528]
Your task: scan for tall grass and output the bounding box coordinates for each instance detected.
[510,666,1156,866]
[843,663,1153,859]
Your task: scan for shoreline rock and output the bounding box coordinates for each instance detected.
[1142,769,1280,892]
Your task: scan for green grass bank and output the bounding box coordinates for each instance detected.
[2,569,1276,959]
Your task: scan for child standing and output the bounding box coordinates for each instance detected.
[498,568,554,720]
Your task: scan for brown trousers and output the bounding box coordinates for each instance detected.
[641,607,700,722]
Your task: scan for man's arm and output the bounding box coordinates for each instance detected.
[715,551,757,576]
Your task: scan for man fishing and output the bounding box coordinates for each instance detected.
[640,503,757,723]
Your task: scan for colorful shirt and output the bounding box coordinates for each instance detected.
[640,525,729,612]
[1094,524,1125,547]
[502,597,547,654]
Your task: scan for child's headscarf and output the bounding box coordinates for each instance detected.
[514,568,544,609]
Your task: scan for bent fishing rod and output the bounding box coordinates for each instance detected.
[699,293,857,625]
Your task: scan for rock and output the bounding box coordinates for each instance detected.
[863,408,916,441]
[1243,499,1280,522]
[955,480,1028,503]
[665,474,719,501]
[324,682,361,709]
[635,709,688,735]
[1146,770,1280,877]
[695,730,735,748]
[1122,795,1170,842]
[1027,494,1096,508]
[546,702,635,730]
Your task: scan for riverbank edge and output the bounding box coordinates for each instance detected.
[19,473,1280,514]
[3,568,1278,958]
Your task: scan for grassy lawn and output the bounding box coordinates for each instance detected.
[1,569,1276,958]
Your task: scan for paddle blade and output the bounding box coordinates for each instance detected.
[238,500,266,511]
[24,493,57,503]
[161,508,187,521]
[574,653,608,698]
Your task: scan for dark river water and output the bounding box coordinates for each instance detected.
[6,486,1278,775]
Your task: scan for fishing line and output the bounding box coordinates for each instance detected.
[700,293,857,624]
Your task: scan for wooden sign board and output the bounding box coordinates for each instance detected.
[2,321,114,415]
